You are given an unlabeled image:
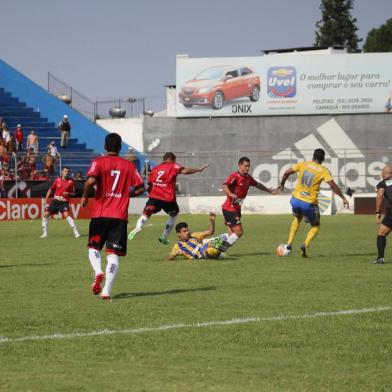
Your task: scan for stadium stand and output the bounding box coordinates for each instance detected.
[0,87,96,176]
[0,58,148,178]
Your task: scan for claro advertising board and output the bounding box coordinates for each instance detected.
[0,198,92,220]
[176,53,392,117]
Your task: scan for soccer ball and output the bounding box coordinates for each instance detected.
[276,244,291,257]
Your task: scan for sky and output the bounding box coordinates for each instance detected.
[0,0,391,111]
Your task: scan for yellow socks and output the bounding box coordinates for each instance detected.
[287,216,301,245]
[304,226,320,247]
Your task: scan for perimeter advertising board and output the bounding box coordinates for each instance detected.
[176,53,392,117]
[0,198,92,220]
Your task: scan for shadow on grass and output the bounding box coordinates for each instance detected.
[0,264,16,268]
[113,286,217,300]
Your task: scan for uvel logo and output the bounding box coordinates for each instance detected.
[267,66,297,98]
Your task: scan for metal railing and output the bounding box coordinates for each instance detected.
[48,72,97,121]
[47,72,165,120]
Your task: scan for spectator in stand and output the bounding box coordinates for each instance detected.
[17,156,29,180]
[28,154,38,179]
[26,130,39,154]
[47,141,60,159]
[58,115,71,148]
[0,140,9,169]
[1,120,8,133]
[126,147,141,172]
[0,169,5,198]
[15,124,24,152]
[2,127,11,151]
[42,151,55,177]
[2,162,13,180]
[0,140,7,160]
[8,135,16,154]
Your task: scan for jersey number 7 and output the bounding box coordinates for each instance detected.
[111,170,121,191]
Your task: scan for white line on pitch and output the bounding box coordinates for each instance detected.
[0,306,390,345]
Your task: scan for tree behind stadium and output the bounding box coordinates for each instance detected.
[363,18,392,52]
[315,0,362,52]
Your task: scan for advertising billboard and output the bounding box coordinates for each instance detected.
[0,198,92,220]
[176,53,392,117]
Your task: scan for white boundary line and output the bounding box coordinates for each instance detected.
[1,306,390,345]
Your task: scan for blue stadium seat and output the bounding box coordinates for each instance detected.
[0,89,99,176]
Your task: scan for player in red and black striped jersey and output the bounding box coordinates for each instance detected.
[81,133,145,300]
[128,152,208,245]
[40,167,80,238]
[373,165,392,264]
[221,156,278,250]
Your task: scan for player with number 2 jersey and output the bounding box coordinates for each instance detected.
[128,152,209,245]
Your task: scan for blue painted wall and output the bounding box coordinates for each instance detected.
[0,58,130,154]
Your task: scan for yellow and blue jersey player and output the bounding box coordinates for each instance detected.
[167,212,223,261]
[278,148,349,257]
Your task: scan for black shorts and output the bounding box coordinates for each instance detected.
[88,217,128,256]
[46,199,69,215]
[222,208,241,227]
[143,198,179,217]
[382,210,392,229]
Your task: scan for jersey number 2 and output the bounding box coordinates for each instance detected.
[156,170,165,183]
[111,170,121,190]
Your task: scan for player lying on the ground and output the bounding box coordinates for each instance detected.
[277,148,349,257]
[128,152,209,245]
[166,212,225,261]
[40,166,80,238]
[373,165,392,264]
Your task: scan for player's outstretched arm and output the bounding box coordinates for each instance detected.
[375,187,385,224]
[277,168,296,193]
[255,182,273,194]
[199,212,216,237]
[327,180,349,208]
[80,177,96,207]
[166,245,181,261]
[181,164,209,175]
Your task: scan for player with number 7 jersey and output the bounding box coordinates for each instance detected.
[81,133,145,300]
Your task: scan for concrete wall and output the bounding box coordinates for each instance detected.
[142,113,392,195]
[97,118,144,152]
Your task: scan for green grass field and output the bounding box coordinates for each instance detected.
[1,214,392,392]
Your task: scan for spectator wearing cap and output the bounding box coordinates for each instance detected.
[15,124,24,152]
[58,114,71,148]
[26,130,39,154]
